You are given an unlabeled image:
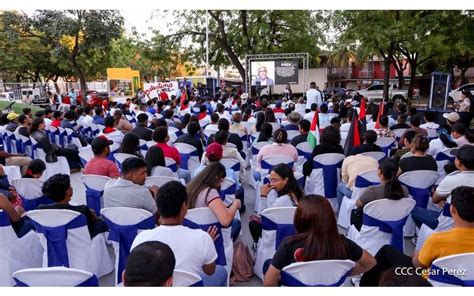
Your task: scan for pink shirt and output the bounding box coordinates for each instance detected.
[256,143,298,170]
[83,157,120,178]
[156,143,181,166]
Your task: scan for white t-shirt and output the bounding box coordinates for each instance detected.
[303,111,316,121]
[258,192,295,214]
[437,170,474,203]
[131,225,217,276]
[305,88,322,110]
[427,138,447,158]
[420,122,440,130]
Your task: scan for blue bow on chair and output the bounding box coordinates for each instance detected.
[354,176,380,188]
[404,185,433,209]
[103,216,155,284]
[261,215,295,250]
[362,213,409,252]
[30,215,87,267]
[183,219,226,266]
[0,211,11,226]
[312,161,342,199]
[179,150,199,171]
[84,185,103,216]
[20,195,55,211]
[219,183,237,201]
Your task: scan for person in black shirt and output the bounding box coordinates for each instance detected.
[263,195,376,286]
[175,121,204,161]
[398,134,437,175]
[16,114,32,137]
[390,113,411,131]
[130,113,153,141]
[349,130,383,156]
[38,174,108,238]
[290,119,310,147]
[303,126,344,177]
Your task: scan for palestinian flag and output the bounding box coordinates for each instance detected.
[344,108,362,156]
[374,99,385,129]
[307,109,320,149]
[180,89,188,111]
[359,97,367,138]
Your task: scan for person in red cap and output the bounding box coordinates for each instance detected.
[83,136,120,178]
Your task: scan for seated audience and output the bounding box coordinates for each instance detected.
[398,134,437,175]
[349,130,383,156]
[83,136,120,178]
[130,113,153,141]
[290,119,310,147]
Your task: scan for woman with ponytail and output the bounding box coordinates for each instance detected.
[351,158,409,230]
[264,195,376,286]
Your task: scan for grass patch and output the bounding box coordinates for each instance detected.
[0,101,44,115]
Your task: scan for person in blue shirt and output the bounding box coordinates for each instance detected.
[92,107,105,125]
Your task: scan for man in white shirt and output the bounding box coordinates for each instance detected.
[305,81,322,111]
[131,181,227,286]
[412,145,474,230]
[103,157,158,215]
[420,111,440,130]
[303,103,317,121]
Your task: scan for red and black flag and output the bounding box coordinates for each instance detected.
[344,107,362,156]
[358,96,367,138]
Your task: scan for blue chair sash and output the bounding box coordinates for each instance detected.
[405,186,432,209]
[5,134,13,153]
[354,176,380,189]
[30,214,87,267]
[219,183,237,200]
[183,219,226,266]
[284,125,298,131]
[14,274,99,287]
[190,280,204,287]
[442,203,452,217]
[103,216,155,284]
[179,150,199,171]
[167,163,178,172]
[281,269,351,287]
[21,195,55,211]
[429,264,474,286]
[362,213,409,252]
[262,160,294,170]
[261,215,296,250]
[296,148,312,160]
[312,161,342,199]
[0,211,11,226]
[252,146,260,156]
[435,152,454,162]
[84,186,103,216]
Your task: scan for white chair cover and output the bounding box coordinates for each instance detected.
[295,141,312,173]
[392,128,407,142]
[281,260,355,287]
[398,170,439,236]
[100,207,155,286]
[81,174,111,215]
[0,210,42,286]
[145,176,181,188]
[113,153,138,171]
[220,158,241,175]
[11,179,48,211]
[375,137,396,156]
[347,198,416,256]
[428,252,474,287]
[304,153,345,212]
[337,169,380,229]
[174,142,200,173]
[3,165,22,183]
[12,266,98,287]
[254,207,296,280]
[150,166,178,178]
[79,150,94,167]
[26,209,113,277]
[40,156,71,180]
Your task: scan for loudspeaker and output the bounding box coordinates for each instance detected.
[429,73,451,110]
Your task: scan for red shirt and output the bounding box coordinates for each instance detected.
[51,119,61,128]
[273,107,285,113]
[160,92,169,101]
[198,112,208,120]
[156,142,181,166]
[83,157,120,178]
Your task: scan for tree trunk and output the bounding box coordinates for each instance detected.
[407,54,418,104]
[381,42,395,101]
[53,76,60,94]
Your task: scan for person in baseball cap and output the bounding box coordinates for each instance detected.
[450,144,474,167]
[91,135,113,155]
[83,135,120,178]
[7,112,19,122]
[205,142,223,162]
[443,112,460,125]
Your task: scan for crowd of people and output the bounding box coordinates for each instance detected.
[0,82,473,287]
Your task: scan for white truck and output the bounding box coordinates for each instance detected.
[356,83,409,102]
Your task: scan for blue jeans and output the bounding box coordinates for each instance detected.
[411,207,440,230]
[231,218,241,242]
[201,265,227,286]
[337,182,352,207]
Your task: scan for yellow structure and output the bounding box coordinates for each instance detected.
[106,68,140,98]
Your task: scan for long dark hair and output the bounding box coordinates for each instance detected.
[290,195,347,260]
[271,164,304,203]
[255,112,265,132]
[119,133,142,157]
[186,162,226,209]
[30,117,44,133]
[144,146,165,175]
[264,108,276,123]
[379,158,405,200]
[257,123,273,142]
[320,126,341,149]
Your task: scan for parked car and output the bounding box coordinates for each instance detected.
[357,83,409,102]
[0,92,15,101]
[448,83,474,104]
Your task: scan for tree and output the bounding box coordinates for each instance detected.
[2,10,124,91]
[331,11,405,101]
[165,10,323,81]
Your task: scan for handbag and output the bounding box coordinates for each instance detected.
[230,240,255,284]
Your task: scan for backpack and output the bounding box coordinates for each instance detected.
[230,240,255,284]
